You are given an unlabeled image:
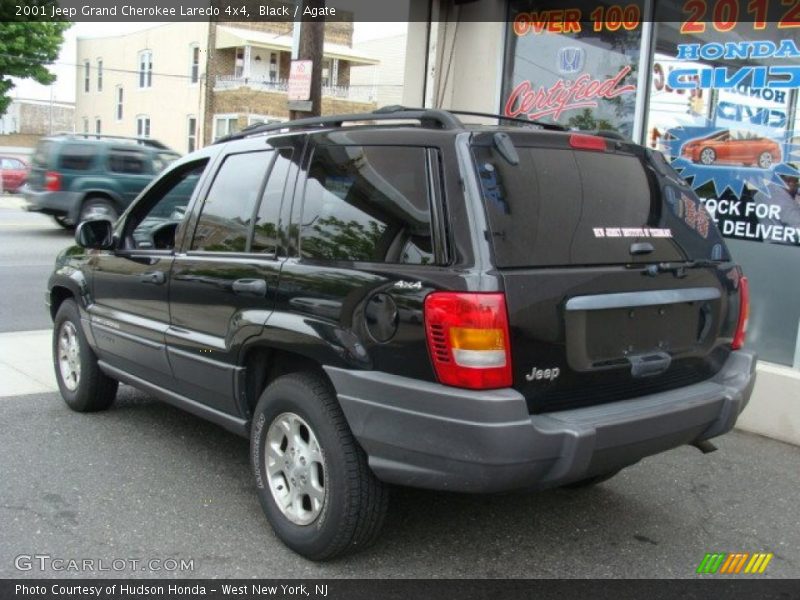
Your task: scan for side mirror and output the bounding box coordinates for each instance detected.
[75,219,115,250]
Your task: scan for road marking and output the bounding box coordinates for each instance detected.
[0,329,58,397]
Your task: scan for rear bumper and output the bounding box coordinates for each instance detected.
[23,189,81,218]
[325,350,757,493]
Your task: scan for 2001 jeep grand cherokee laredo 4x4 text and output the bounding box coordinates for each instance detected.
[47,108,755,560]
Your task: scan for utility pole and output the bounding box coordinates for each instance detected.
[289,0,326,119]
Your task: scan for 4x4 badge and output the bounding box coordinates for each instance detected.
[525,366,561,382]
[394,281,422,290]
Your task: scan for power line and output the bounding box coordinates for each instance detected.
[0,52,194,80]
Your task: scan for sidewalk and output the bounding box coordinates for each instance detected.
[0,329,57,396]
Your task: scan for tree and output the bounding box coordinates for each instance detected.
[0,19,71,116]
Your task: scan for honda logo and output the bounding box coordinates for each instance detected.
[557,47,586,74]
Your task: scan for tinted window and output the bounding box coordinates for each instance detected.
[58,144,96,171]
[300,145,433,264]
[191,151,272,252]
[108,150,149,174]
[473,145,728,267]
[252,148,293,255]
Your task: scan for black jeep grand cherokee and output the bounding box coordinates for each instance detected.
[48,108,755,560]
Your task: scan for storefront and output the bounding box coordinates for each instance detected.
[498,0,800,373]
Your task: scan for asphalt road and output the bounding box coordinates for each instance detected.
[0,197,798,579]
[0,196,73,333]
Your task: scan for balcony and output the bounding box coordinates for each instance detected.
[214,75,377,104]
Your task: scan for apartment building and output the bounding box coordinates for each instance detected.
[75,22,378,153]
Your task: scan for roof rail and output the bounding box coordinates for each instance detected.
[50,132,172,150]
[441,109,567,131]
[213,107,464,144]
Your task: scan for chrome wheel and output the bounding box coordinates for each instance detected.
[57,321,81,391]
[265,412,326,526]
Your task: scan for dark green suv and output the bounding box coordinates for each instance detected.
[24,134,179,228]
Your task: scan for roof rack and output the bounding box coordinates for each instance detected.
[51,132,172,150]
[213,107,464,144]
[440,109,567,131]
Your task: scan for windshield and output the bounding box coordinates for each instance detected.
[472,144,729,268]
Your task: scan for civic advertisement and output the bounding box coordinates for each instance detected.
[647,17,800,247]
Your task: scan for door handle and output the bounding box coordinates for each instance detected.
[232,278,267,297]
[139,271,166,285]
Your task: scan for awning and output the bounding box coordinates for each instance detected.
[215,25,379,65]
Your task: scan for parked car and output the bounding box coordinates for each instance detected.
[24,133,179,228]
[0,155,28,193]
[47,108,755,560]
[681,129,780,168]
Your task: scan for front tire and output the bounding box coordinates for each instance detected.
[53,299,118,412]
[251,372,388,560]
[699,147,716,165]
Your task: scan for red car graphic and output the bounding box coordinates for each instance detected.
[681,130,781,169]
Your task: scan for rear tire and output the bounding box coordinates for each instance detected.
[79,197,118,224]
[53,299,118,412]
[562,469,622,489]
[52,215,74,229]
[250,371,388,560]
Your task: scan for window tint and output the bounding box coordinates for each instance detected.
[108,150,149,174]
[300,145,434,264]
[129,160,207,250]
[58,145,95,171]
[473,145,728,267]
[252,148,293,254]
[191,151,273,252]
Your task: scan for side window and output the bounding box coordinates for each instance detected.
[251,148,294,255]
[190,151,273,253]
[300,145,434,264]
[58,144,95,171]
[108,150,150,174]
[127,160,208,250]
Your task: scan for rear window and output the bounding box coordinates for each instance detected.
[473,145,728,268]
[32,140,54,168]
[57,144,96,171]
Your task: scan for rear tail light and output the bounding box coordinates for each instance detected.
[424,292,512,390]
[732,276,749,350]
[569,134,607,151]
[44,171,61,192]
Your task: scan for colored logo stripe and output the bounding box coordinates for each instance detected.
[697,553,773,574]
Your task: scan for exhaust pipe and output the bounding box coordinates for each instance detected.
[692,440,718,454]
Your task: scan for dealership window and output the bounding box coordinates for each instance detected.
[213,114,239,140]
[96,58,103,92]
[645,17,800,367]
[187,116,197,153]
[136,115,151,138]
[115,86,123,121]
[502,0,644,137]
[190,45,200,84]
[83,60,90,93]
[138,50,153,88]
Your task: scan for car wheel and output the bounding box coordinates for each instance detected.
[757,152,773,169]
[251,371,389,560]
[562,469,622,489]
[53,299,118,412]
[52,215,74,229]
[699,147,716,165]
[79,197,118,224]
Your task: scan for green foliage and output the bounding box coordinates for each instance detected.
[0,15,71,115]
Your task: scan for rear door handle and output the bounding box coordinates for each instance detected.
[232,278,267,297]
[139,271,166,285]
